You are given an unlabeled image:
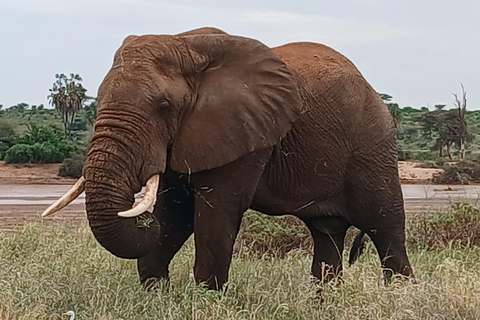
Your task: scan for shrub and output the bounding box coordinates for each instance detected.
[3,144,33,163]
[407,202,480,249]
[472,153,480,163]
[3,124,75,164]
[433,161,480,184]
[403,150,415,160]
[4,143,69,164]
[435,157,445,166]
[414,151,436,161]
[0,118,19,159]
[58,151,86,178]
[235,212,312,258]
[20,124,65,145]
[235,211,361,258]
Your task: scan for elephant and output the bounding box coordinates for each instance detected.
[43,27,413,290]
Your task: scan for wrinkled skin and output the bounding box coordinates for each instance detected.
[84,27,413,290]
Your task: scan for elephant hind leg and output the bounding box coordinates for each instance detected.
[346,162,414,281]
[347,197,414,280]
[303,217,349,283]
[367,229,413,281]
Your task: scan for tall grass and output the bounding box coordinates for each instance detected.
[1,220,479,319]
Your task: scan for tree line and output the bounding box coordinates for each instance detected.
[0,75,478,177]
[382,86,474,162]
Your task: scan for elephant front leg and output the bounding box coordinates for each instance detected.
[137,182,195,289]
[191,149,271,290]
[303,217,348,283]
[193,204,244,290]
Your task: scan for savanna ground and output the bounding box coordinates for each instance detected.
[1,163,480,319]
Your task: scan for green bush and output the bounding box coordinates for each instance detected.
[414,151,436,161]
[20,124,65,145]
[435,157,445,166]
[58,151,86,178]
[4,144,33,163]
[403,150,415,160]
[0,118,19,160]
[474,153,480,164]
[3,124,75,164]
[4,143,69,164]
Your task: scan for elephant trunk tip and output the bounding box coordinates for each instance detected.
[89,213,161,259]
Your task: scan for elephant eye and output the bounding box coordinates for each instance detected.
[158,100,170,108]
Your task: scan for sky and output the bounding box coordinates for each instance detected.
[0,0,479,110]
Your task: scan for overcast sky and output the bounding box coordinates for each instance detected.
[1,0,479,110]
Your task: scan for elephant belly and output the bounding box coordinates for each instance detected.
[250,107,352,221]
[251,151,350,221]
[251,184,349,221]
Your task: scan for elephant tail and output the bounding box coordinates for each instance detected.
[348,231,366,266]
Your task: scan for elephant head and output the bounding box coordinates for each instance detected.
[44,28,301,259]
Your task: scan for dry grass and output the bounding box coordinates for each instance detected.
[1,213,480,319]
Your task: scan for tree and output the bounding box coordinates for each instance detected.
[379,93,402,127]
[437,111,458,160]
[48,73,88,135]
[418,105,458,159]
[452,85,468,160]
[418,111,437,139]
[84,99,98,126]
[379,93,393,102]
[7,102,29,113]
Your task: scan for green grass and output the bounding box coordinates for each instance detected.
[1,222,480,319]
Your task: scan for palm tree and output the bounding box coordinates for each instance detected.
[48,74,88,136]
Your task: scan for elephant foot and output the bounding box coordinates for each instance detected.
[142,276,170,292]
[383,267,416,286]
[195,273,227,291]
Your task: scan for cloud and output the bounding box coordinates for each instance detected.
[240,11,414,47]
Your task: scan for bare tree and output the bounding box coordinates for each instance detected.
[453,85,468,160]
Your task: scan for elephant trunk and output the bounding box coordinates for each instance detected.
[83,136,161,259]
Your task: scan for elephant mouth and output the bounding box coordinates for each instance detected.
[41,174,161,218]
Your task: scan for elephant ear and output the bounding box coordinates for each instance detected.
[170,35,302,173]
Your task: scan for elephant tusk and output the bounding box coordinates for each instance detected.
[42,177,86,217]
[118,174,160,218]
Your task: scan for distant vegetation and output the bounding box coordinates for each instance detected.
[382,88,480,183]
[0,74,96,177]
[381,87,476,163]
[0,76,478,180]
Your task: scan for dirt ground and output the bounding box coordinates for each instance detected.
[397,161,443,183]
[0,160,442,185]
[0,161,76,185]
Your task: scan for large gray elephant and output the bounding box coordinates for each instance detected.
[44,27,413,290]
